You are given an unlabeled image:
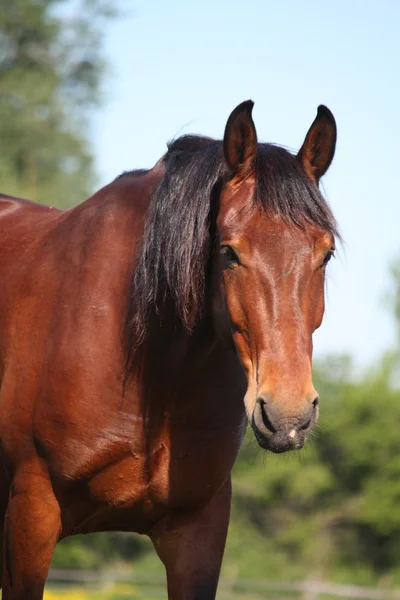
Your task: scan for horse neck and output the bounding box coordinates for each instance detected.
[140,311,220,389]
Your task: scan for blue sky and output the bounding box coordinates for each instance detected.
[93,0,400,366]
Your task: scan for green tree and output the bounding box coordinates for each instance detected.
[0,0,117,206]
[390,260,400,342]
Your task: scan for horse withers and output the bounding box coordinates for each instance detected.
[0,101,339,599]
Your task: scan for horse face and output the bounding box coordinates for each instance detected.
[212,101,337,453]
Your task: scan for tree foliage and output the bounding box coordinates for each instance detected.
[0,0,116,206]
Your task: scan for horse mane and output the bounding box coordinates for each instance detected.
[114,168,150,180]
[125,134,340,371]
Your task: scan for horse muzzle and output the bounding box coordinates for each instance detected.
[251,393,319,453]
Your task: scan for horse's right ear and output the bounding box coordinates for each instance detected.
[223,100,258,180]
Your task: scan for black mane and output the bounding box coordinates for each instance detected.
[125,134,339,365]
[115,168,149,180]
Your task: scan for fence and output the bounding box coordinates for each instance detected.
[46,569,400,600]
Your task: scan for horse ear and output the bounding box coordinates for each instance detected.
[297,105,337,184]
[223,100,257,180]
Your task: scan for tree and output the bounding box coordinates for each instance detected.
[0,0,117,207]
[390,260,400,342]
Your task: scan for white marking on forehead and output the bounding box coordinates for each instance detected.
[289,429,297,439]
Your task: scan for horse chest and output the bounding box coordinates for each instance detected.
[67,426,243,534]
[87,443,170,511]
[92,434,237,500]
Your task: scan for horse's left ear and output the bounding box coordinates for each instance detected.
[297,105,337,184]
[223,100,258,180]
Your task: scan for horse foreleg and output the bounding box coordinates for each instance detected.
[1,461,61,600]
[151,479,232,600]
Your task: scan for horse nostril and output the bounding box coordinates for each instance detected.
[299,396,319,430]
[257,398,277,434]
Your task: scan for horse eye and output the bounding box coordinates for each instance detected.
[221,245,240,268]
[322,249,335,268]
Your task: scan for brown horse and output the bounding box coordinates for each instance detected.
[0,101,339,599]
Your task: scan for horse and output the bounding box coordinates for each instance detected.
[0,100,339,599]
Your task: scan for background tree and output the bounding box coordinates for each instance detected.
[390,260,400,342]
[0,0,117,206]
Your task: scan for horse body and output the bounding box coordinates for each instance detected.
[0,174,245,498]
[0,176,246,599]
[0,101,339,599]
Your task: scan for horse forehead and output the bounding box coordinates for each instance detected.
[251,229,312,278]
[222,211,311,250]
[255,218,309,248]
[217,188,331,254]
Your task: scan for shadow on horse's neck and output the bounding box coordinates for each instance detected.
[138,308,219,409]
[128,306,229,476]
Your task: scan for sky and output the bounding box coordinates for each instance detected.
[93,0,400,367]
